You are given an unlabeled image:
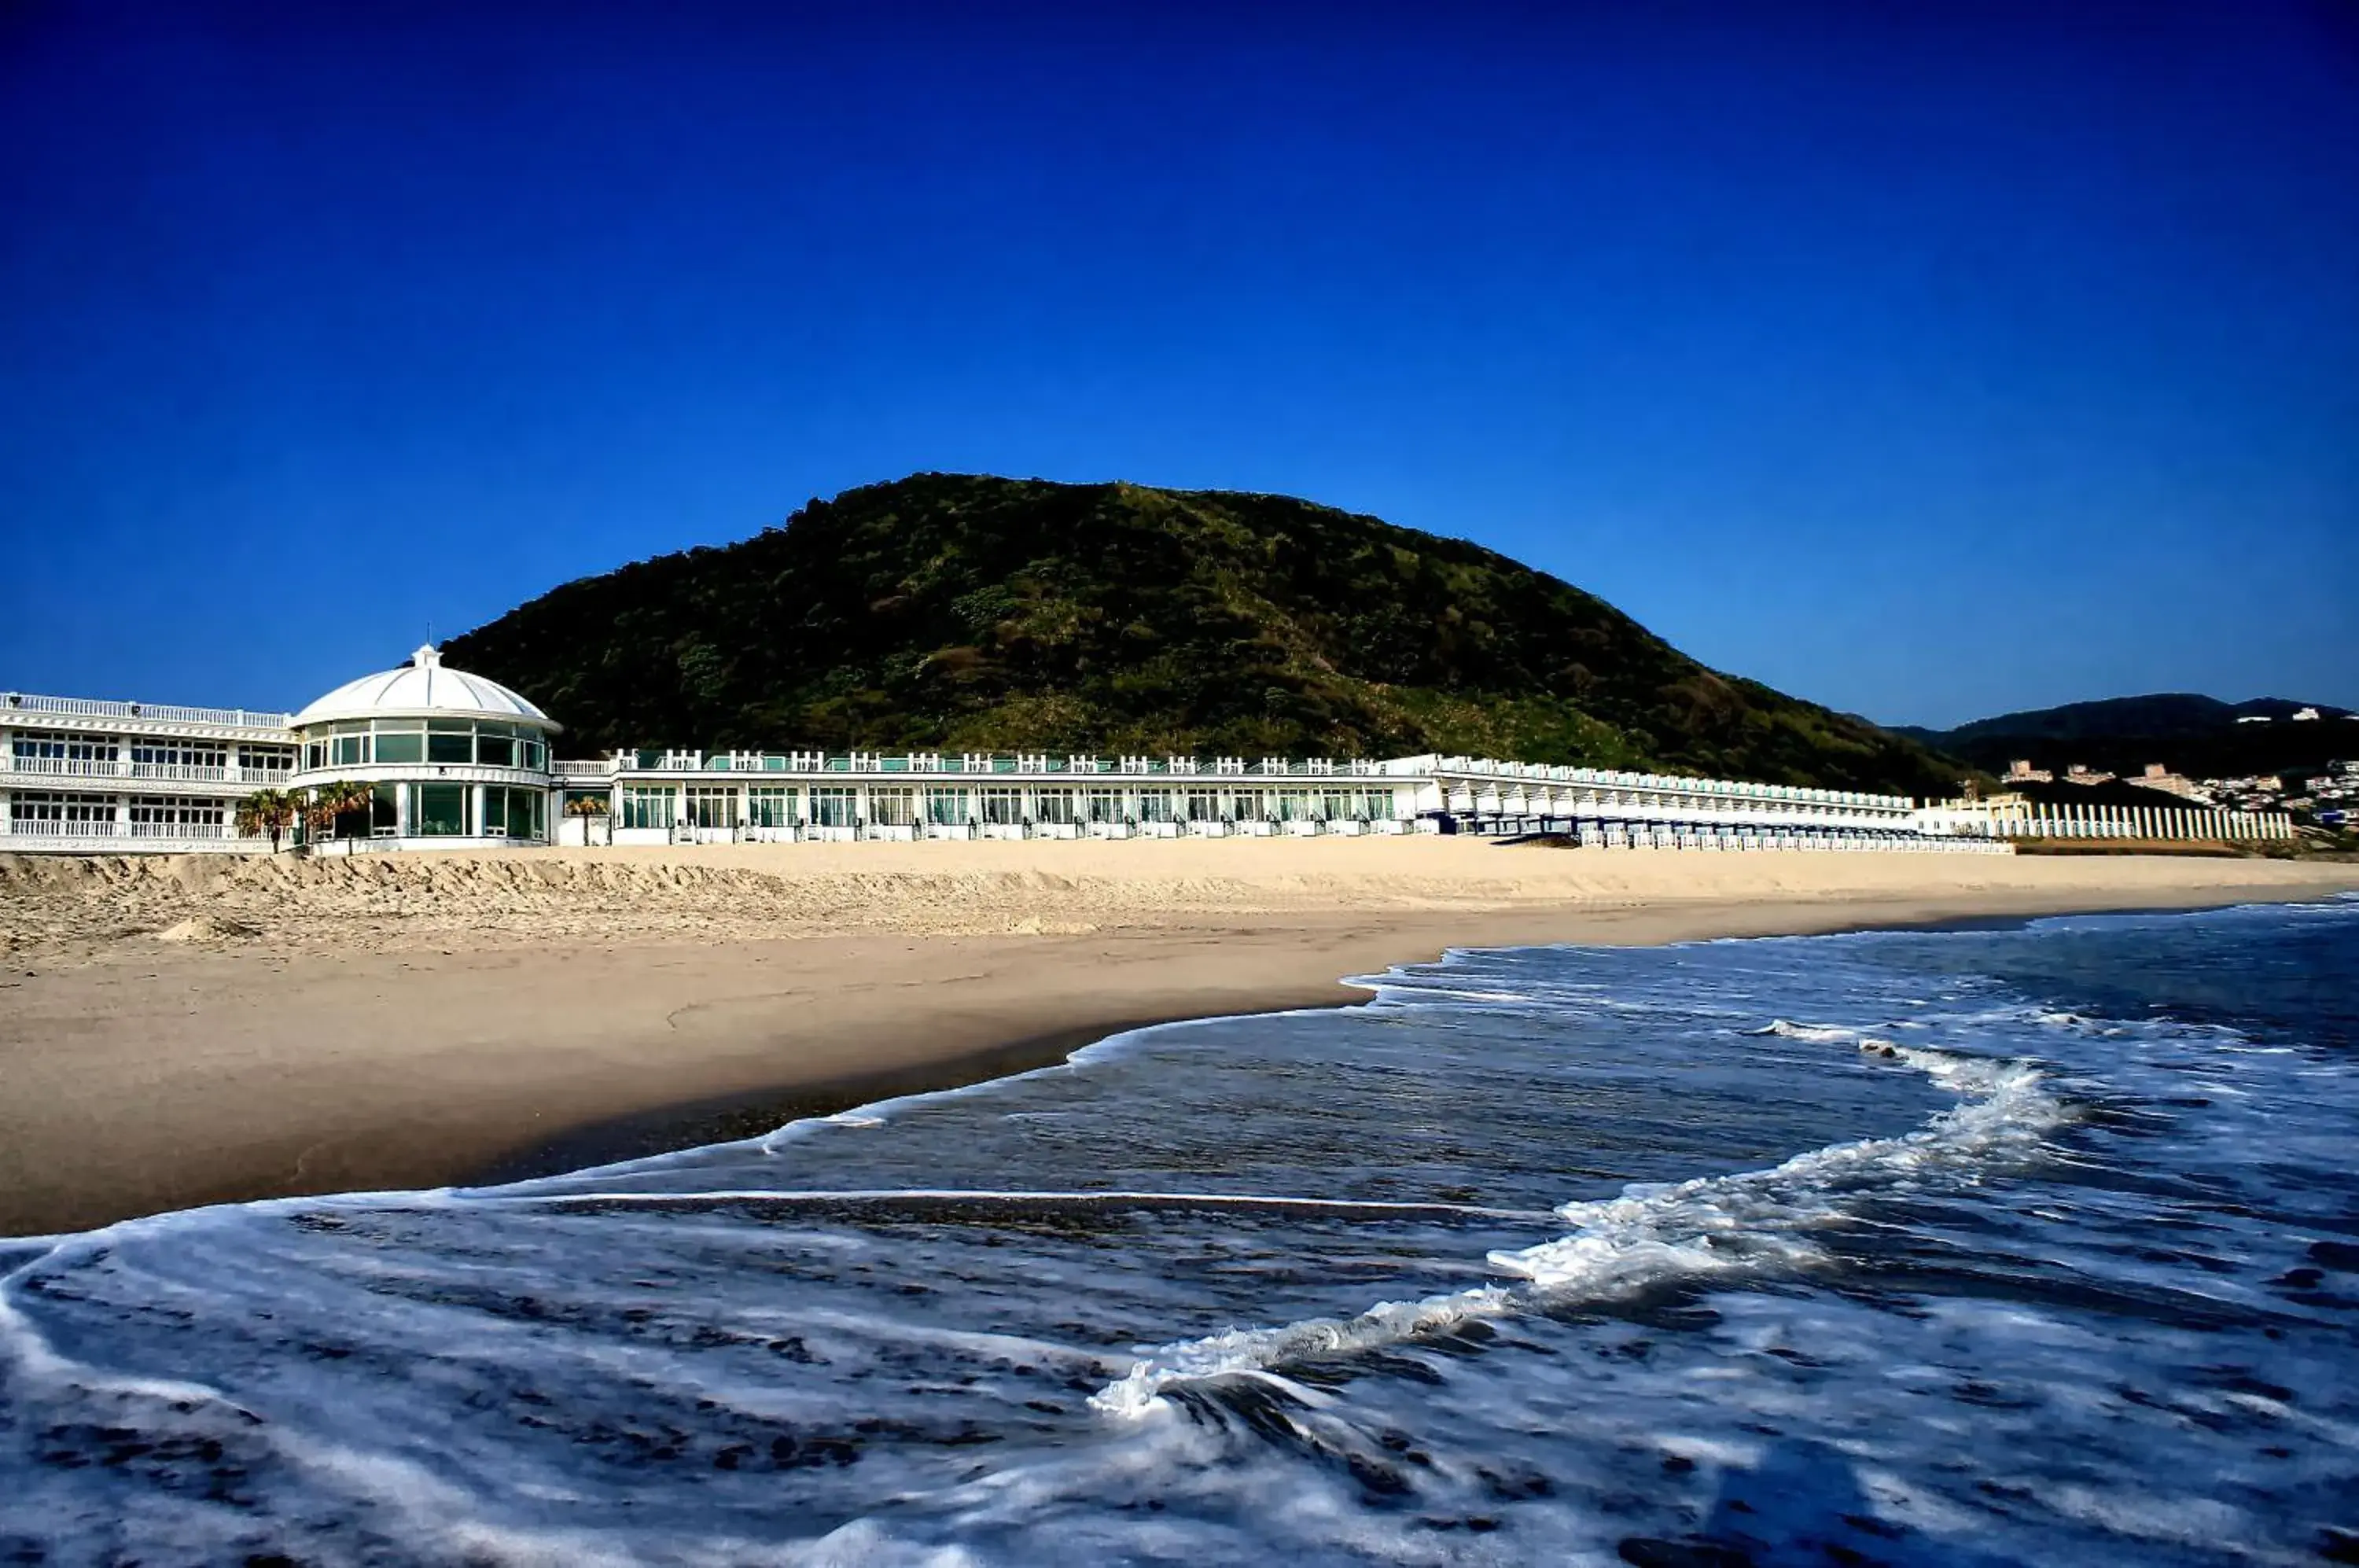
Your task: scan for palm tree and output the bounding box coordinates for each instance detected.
[234,787,298,853]
[564,794,609,845]
[305,780,374,852]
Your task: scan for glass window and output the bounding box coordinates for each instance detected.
[687,787,736,829]
[477,732,515,767]
[304,741,328,770]
[130,741,226,769]
[1137,792,1173,823]
[128,795,225,830]
[331,733,368,767]
[482,788,510,834]
[427,728,473,764]
[1185,790,1220,822]
[13,791,120,826]
[1033,790,1076,825]
[1231,790,1266,822]
[518,738,546,771]
[870,788,915,827]
[980,788,1022,826]
[1085,789,1122,823]
[502,787,543,839]
[374,730,424,764]
[372,786,399,835]
[620,786,675,830]
[924,788,970,826]
[411,783,467,836]
[811,787,857,827]
[748,787,794,828]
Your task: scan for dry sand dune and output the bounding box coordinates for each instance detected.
[5,837,2350,963]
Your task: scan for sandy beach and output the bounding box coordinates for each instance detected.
[2,838,2353,1238]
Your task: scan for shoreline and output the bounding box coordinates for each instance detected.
[4,845,2354,1239]
[453,890,2293,1187]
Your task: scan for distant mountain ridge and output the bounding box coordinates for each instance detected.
[444,473,1971,797]
[1898,694,2356,780]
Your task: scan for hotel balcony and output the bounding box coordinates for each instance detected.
[0,693,293,731]
[2,756,295,787]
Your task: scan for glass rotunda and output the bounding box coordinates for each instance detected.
[288,646,558,848]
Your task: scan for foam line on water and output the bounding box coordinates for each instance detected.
[1091,1026,2066,1418]
[499,1187,1554,1221]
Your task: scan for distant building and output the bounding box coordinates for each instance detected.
[2135,763,2206,801]
[2236,715,2271,724]
[2004,759,2053,784]
[2293,708,2322,721]
[2063,764,2117,786]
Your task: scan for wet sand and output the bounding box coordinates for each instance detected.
[2,841,2352,1237]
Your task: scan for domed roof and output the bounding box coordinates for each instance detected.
[293,646,559,731]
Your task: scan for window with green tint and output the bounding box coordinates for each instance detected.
[374,731,424,764]
[517,789,544,838]
[482,789,509,834]
[427,729,473,764]
[414,783,467,836]
[331,734,367,767]
[620,787,674,830]
[476,733,514,767]
[371,786,399,834]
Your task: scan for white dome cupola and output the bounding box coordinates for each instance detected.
[293,645,558,731]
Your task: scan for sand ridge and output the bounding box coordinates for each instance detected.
[5,837,2348,963]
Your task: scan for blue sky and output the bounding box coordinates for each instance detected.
[2,2,2352,729]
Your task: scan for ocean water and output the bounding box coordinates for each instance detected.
[3,899,2356,1566]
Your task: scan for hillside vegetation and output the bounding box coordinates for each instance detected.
[446,474,1969,797]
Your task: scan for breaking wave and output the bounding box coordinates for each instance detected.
[1092,1027,2066,1416]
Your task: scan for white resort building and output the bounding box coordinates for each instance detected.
[0,648,2295,855]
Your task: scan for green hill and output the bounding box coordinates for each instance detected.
[445,473,1972,797]
[1906,694,2357,782]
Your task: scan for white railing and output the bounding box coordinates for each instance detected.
[7,756,117,777]
[5,817,120,835]
[130,820,227,837]
[130,763,229,781]
[0,693,293,729]
[553,759,614,779]
[5,756,295,784]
